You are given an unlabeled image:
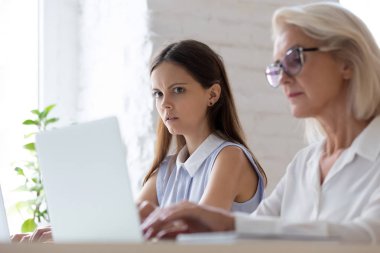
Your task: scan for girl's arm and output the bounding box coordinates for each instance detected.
[199,146,258,210]
[136,172,159,206]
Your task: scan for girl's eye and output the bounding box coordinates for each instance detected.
[173,87,185,94]
[152,91,163,98]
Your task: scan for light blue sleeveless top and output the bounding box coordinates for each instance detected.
[156,134,265,213]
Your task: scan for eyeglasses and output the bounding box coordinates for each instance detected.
[265,47,320,88]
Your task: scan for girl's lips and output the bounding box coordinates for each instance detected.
[165,116,178,122]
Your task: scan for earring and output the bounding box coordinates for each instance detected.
[209,101,213,106]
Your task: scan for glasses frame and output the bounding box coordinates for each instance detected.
[265,47,320,88]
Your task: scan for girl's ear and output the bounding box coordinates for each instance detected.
[208,83,221,106]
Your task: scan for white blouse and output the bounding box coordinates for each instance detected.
[235,116,380,244]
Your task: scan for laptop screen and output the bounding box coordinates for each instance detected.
[36,117,143,243]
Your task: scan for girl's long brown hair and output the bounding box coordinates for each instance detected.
[143,40,267,185]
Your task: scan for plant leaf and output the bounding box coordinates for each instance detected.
[14,167,25,176]
[23,120,39,126]
[28,184,43,192]
[45,117,59,126]
[41,210,50,221]
[21,218,37,233]
[23,143,36,152]
[24,132,37,139]
[40,104,56,119]
[31,109,40,116]
[25,161,37,169]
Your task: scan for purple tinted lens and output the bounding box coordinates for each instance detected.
[265,65,281,87]
[283,48,302,76]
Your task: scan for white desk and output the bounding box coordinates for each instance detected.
[0,240,379,253]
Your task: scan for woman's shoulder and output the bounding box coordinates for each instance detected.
[286,140,324,172]
[294,140,323,159]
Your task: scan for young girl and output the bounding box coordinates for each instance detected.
[137,40,266,215]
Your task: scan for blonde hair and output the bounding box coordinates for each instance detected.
[272,2,380,142]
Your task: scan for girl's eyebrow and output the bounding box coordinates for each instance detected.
[167,82,188,89]
[152,82,189,91]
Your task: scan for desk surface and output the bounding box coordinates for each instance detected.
[1,240,379,253]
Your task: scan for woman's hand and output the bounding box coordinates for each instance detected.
[10,225,53,243]
[141,201,235,239]
[29,226,53,243]
[138,200,158,223]
[10,233,29,243]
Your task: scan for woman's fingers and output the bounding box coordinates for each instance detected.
[156,220,190,239]
[142,201,236,240]
[10,226,53,243]
[10,233,29,243]
[39,231,53,243]
[19,234,31,243]
[138,201,157,223]
[30,226,52,242]
[142,202,209,239]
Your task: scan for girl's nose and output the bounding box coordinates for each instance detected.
[160,95,173,110]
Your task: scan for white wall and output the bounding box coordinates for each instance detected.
[41,0,154,196]
[40,0,80,126]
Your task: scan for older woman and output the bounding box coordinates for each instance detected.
[142,2,380,244]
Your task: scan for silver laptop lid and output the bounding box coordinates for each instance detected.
[0,185,10,243]
[36,117,142,243]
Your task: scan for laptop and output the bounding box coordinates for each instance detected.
[36,116,143,243]
[0,185,10,243]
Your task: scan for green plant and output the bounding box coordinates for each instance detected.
[14,104,59,232]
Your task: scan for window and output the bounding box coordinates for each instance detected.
[0,0,39,233]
